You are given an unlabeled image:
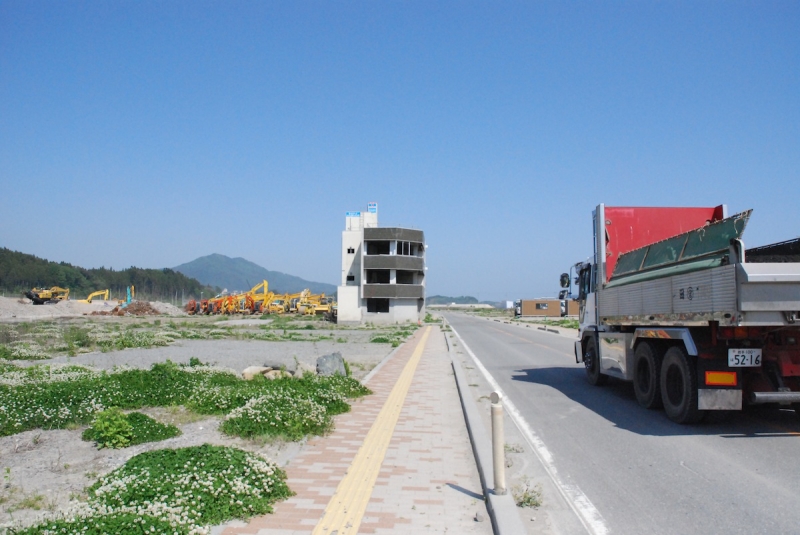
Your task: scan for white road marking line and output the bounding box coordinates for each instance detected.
[450,322,610,535]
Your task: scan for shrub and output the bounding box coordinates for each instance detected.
[82,411,180,449]
[83,407,133,449]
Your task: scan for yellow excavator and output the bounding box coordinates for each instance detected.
[24,287,70,305]
[313,296,336,316]
[299,292,324,315]
[268,296,289,314]
[287,290,308,313]
[80,290,109,303]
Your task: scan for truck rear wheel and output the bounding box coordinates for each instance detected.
[584,337,607,386]
[660,346,704,424]
[634,341,663,409]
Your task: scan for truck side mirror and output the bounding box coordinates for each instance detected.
[559,273,570,288]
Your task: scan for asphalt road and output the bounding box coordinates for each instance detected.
[444,312,800,535]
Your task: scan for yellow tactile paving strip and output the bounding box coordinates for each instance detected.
[311,327,432,535]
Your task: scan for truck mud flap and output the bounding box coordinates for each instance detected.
[698,389,742,410]
[575,340,583,363]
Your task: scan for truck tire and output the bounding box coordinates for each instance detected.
[634,341,663,409]
[584,337,607,386]
[660,345,704,424]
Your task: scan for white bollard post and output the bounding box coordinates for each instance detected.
[490,391,507,495]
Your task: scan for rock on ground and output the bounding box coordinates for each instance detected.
[317,352,347,376]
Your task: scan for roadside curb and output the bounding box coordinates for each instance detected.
[446,324,529,535]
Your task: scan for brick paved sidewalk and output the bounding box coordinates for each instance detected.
[217,326,492,535]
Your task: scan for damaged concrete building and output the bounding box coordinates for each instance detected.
[337,203,426,324]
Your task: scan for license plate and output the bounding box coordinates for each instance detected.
[728,348,762,367]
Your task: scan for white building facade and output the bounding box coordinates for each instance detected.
[337,204,426,324]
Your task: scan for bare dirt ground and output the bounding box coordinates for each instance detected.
[0,297,395,532]
[0,296,184,321]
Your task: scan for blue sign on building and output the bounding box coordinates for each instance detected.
[346,211,361,217]
[368,202,378,214]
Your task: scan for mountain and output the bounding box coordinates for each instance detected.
[174,254,337,295]
[0,247,215,301]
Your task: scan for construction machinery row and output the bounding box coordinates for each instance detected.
[184,281,336,320]
[24,286,134,306]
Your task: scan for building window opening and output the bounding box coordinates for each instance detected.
[347,247,355,254]
[366,269,390,284]
[396,270,415,285]
[346,274,355,282]
[366,241,391,255]
[397,241,416,255]
[367,298,390,313]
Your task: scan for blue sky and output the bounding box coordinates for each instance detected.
[1,1,798,302]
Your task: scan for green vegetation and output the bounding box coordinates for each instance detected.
[82,408,181,449]
[369,325,417,347]
[0,360,371,441]
[0,319,344,361]
[0,246,218,302]
[512,479,543,508]
[469,307,512,317]
[537,318,579,329]
[14,445,292,534]
[81,407,133,449]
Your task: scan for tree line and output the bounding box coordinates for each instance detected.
[0,247,220,302]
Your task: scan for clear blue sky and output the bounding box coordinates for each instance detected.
[2,2,798,302]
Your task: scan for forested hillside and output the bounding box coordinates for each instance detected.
[174,253,337,295]
[0,248,218,302]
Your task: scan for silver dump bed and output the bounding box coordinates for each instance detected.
[599,228,800,327]
[599,261,800,327]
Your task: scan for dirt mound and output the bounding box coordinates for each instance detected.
[89,301,162,316]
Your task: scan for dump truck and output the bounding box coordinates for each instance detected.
[564,204,800,423]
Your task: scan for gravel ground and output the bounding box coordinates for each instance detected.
[28,338,393,380]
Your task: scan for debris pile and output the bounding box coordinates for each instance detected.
[88,301,162,316]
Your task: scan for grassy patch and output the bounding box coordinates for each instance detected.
[537,318,579,329]
[15,445,292,534]
[0,361,371,441]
